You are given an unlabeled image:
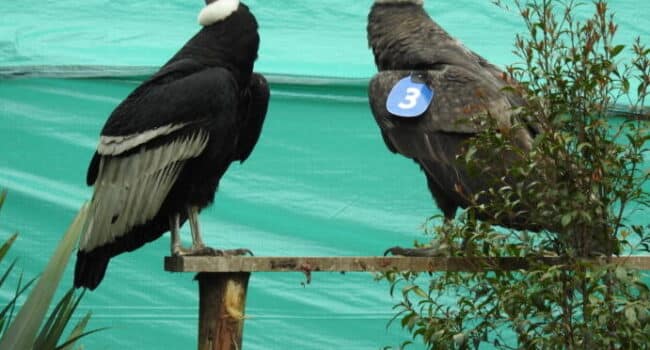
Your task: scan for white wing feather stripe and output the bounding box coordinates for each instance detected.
[97,123,188,156]
[80,130,209,251]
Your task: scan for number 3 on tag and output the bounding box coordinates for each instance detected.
[398,87,422,109]
[386,76,434,118]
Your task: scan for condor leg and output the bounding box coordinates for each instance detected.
[187,206,253,256]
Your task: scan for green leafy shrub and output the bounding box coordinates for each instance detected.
[382,1,650,348]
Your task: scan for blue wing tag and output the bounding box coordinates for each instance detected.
[386,75,434,118]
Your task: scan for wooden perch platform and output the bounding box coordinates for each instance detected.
[165,255,650,273]
[168,255,650,350]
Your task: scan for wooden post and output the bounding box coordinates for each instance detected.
[196,272,251,350]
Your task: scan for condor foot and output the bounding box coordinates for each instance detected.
[383,246,443,257]
[384,239,450,257]
[173,246,254,257]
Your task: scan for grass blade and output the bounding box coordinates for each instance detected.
[55,326,109,350]
[35,288,92,350]
[0,234,18,263]
[33,289,75,350]
[0,190,7,212]
[58,310,90,350]
[0,260,17,290]
[0,203,88,350]
[0,273,36,325]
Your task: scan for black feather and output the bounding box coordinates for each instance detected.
[235,73,270,162]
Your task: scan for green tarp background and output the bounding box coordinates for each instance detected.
[1,1,648,349]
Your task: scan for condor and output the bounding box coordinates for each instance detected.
[367,0,539,255]
[75,0,269,289]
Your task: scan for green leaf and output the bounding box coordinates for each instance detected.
[0,204,88,350]
[615,266,628,281]
[412,286,428,299]
[610,44,625,58]
[453,332,467,346]
[0,190,7,213]
[625,306,637,325]
[0,234,17,263]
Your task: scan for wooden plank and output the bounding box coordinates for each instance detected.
[165,255,650,273]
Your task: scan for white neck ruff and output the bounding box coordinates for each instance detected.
[198,0,240,26]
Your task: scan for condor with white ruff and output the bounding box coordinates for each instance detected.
[367,0,539,255]
[74,0,269,289]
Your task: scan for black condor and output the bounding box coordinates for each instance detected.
[75,0,269,289]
